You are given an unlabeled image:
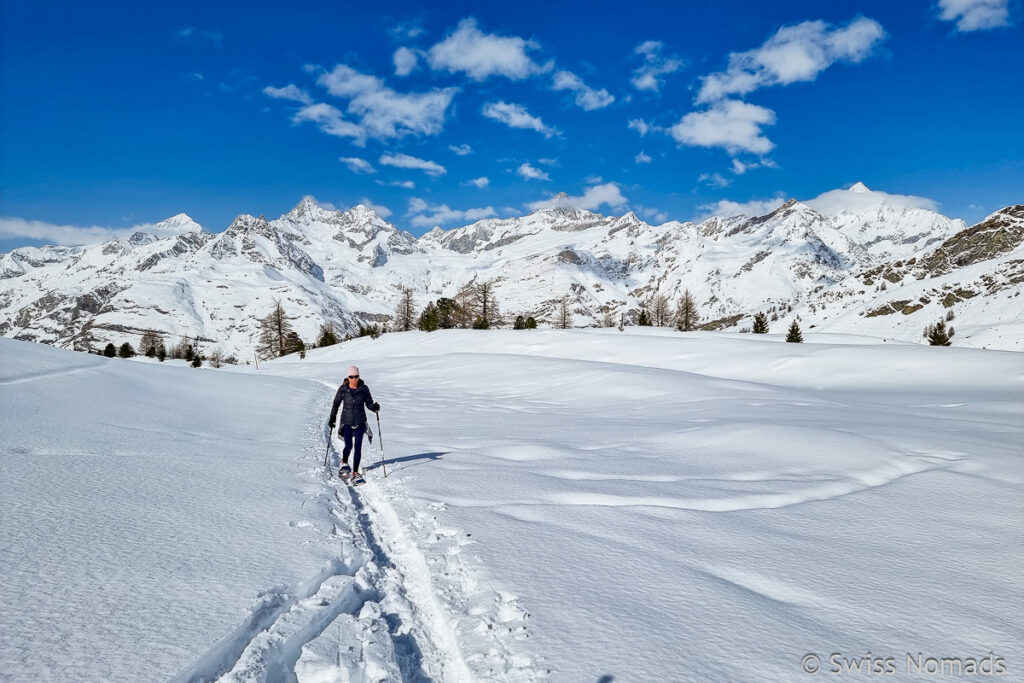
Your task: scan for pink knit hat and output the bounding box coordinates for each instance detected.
[347,365,360,377]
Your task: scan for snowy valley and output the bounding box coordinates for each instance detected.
[2,184,1022,360]
[2,328,1021,681]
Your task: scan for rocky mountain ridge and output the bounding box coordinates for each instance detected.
[2,184,1021,357]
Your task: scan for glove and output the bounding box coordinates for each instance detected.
[372,403,380,413]
[328,420,336,429]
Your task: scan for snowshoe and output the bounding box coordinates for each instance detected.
[351,472,366,486]
[339,464,351,479]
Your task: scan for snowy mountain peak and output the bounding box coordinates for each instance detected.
[849,181,871,193]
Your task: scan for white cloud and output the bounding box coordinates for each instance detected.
[339,156,376,174]
[551,70,614,110]
[938,0,1010,31]
[291,64,456,145]
[631,40,683,92]
[696,17,886,103]
[482,101,559,137]
[407,197,497,227]
[389,20,425,40]
[635,151,652,164]
[377,179,416,189]
[393,47,419,76]
[177,27,223,47]
[628,118,657,136]
[538,158,559,166]
[698,195,787,218]
[804,185,940,215]
[0,216,200,246]
[635,205,669,223]
[699,172,731,188]
[448,143,473,155]
[292,103,366,143]
[358,198,393,218]
[730,157,777,174]
[527,182,629,212]
[263,84,313,105]
[379,153,447,176]
[517,163,551,181]
[428,18,548,81]
[670,99,777,155]
[465,176,490,188]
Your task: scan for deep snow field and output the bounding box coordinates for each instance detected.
[2,328,1022,682]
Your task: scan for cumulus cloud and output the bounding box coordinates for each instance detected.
[288,64,456,145]
[379,153,447,176]
[730,157,778,174]
[448,143,473,155]
[393,47,419,76]
[804,184,940,214]
[428,18,549,81]
[516,162,550,181]
[698,195,787,218]
[263,84,313,104]
[938,0,1010,31]
[177,27,223,47]
[482,101,559,137]
[358,198,393,218]
[670,99,777,155]
[699,172,731,188]
[551,70,614,110]
[407,197,497,227]
[0,215,200,247]
[465,176,490,188]
[339,156,376,174]
[631,40,683,92]
[635,151,652,164]
[635,205,669,223]
[527,182,629,212]
[377,179,416,189]
[628,118,657,136]
[696,17,886,103]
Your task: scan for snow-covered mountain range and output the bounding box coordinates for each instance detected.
[2,184,1022,357]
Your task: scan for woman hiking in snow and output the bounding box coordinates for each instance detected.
[328,366,379,483]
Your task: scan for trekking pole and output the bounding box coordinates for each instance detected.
[323,428,331,468]
[375,411,387,478]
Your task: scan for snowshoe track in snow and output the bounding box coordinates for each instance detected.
[172,388,539,682]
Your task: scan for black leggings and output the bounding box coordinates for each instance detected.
[341,425,366,472]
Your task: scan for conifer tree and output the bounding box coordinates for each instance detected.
[257,299,295,359]
[118,342,135,358]
[752,312,769,334]
[650,292,673,327]
[394,287,418,332]
[317,324,339,347]
[526,316,537,329]
[637,309,652,326]
[514,315,527,330]
[925,320,954,346]
[191,355,202,368]
[676,289,700,331]
[103,343,117,358]
[786,320,803,343]
[558,295,572,329]
[156,343,167,362]
[418,302,440,331]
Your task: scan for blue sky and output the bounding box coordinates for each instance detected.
[1,0,1021,250]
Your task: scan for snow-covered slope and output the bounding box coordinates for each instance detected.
[3,330,1021,681]
[1,186,1019,358]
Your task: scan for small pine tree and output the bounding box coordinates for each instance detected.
[513,315,527,330]
[472,317,490,330]
[786,320,803,343]
[925,320,954,346]
[418,302,440,331]
[526,316,537,329]
[317,324,339,347]
[752,312,769,334]
[637,309,652,326]
[191,355,203,368]
[394,287,418,332]
[157,343,167,362]
[103,343,117,358]
[558,295,572,329]
[675,289,700,331]
[184,345,195,362]
[257,299,296,358]
[118,342,135,358]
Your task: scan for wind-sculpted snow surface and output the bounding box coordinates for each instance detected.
[2,329,1022,681]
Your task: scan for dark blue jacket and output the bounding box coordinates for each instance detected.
[329,380,377,429]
